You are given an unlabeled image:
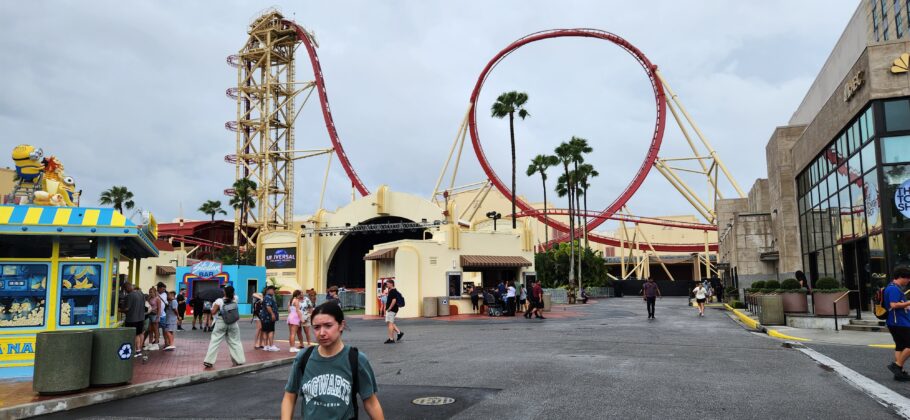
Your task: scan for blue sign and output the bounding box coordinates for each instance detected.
[118,343,132,360]
[191,261,223,279]
[895,179,910,218]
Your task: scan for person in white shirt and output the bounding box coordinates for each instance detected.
[693,283,708,317]
[506,281,517,316]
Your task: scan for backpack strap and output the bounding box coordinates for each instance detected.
[349,347,360,420]
[296,346,316,378]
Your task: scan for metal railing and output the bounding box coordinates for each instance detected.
[832,290,855,332]
[313,291,365,310]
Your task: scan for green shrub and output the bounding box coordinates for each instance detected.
[764,280,781,290]
[750,281,766,291]
[780,278,800,290]
[814,277,844,291]
[730,300,746,309]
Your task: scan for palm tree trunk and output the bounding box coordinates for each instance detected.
[509,112,517,229]
[565,165,575,290]
[541,175,549,246]
[575,183,583,296]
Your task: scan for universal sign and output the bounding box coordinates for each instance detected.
[265,247,296,269]
[842,70,865,102]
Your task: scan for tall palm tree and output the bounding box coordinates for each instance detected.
[198,200,227,221]
[554,142,576,290]
[229,178,257,265]
[491,91,530,229]
[99,186,135,214]
[568,137,592,235]
[526,154,559,245]
[576,163,599,295]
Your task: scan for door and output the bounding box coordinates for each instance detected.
[842,239,872,312]
[808,253,819,289]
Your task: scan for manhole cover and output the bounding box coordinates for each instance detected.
[412,396,456,406]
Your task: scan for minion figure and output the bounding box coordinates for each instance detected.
[12,145,44,183]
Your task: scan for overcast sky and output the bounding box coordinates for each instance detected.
[0,1,858,228]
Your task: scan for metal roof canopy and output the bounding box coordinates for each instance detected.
[364,247,398,261]
[0,205,159,258]
[460,255,532,269]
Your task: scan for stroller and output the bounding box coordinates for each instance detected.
[483,291,503,317]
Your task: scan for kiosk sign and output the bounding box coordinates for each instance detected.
[191,261,222,279]
[896,179,910,218]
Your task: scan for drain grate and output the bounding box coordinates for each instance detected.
[412,396,456,406]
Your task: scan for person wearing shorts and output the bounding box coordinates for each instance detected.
[191,293,204,330]
[383,280,403,344]
[176,292,186,331]
[693,283,708,317]
[260,286,279,351]
[885,265,910,381]
[123,283,147,358]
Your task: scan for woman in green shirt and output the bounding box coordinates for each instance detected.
[281,302,384,420]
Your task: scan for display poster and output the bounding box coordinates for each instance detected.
[896,179,910,218]
[265,247,297,270]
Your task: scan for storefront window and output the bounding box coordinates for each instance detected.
[884,99,910,132]
[0,264,48,328]
[888,231,910,269]
[866,171,882,235]
[883,136,910,163]
[0,236,52,259]
[884,164,910,229]
[59,263,101,326]
[870,234,888,288]
[861,141,877,174]
[839,188,853,241]
[58,237,100,259]
[865,107,876,141]
[851,182,867,238]
[447,272,463,297]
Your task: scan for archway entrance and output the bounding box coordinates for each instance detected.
[326,216,425,288]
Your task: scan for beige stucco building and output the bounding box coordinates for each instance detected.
[0,168,14,197]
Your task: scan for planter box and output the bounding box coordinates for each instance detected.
[813,292,850,316]
[781,292,808,313]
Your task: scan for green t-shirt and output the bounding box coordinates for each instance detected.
[285,345,378,419]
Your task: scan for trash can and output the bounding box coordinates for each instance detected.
[758,294,785,325]
[437,296,450,316]
[33,330,93,394]
[90,328,135,386]
[423,297,438,318]
[542,293,552,312]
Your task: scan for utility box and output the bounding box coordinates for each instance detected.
[437,297,450,316]
[759,294,785,325]
[422,297,437,318]
[90,328,135,386]
[543,294,552,312]
[33,330,93,394]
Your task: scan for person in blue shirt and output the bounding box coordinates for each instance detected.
[885,265,910,381]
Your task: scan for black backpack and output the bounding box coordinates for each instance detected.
[297,346,361,419]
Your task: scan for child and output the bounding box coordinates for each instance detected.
[163,291,178,351]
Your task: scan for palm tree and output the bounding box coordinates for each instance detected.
[554,142,576,291]
[99,186,135,214]
[229,178,257,265]
[198,200,227,221]
[576,163,599,249]
[491,91,530,229]
[568,137,592,235]
[526,154,559,245]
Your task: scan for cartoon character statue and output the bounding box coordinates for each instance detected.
[11,145,44,183]
[35,156,78,206]
[7,146,79,207]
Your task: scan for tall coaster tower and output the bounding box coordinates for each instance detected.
[226,10,301,247]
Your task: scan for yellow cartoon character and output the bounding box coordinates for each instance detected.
[33,157,77,206]
[12,145,44,183]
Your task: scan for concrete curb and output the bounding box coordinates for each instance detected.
[1,357,294,420]
[791,343,910,419]
[721,304,812,342]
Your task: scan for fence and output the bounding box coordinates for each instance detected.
[312,291,365,310]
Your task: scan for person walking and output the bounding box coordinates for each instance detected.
[505,281,517,316]
[251,292,264,350]
[384,279,403,344]
[713,278,724,303]
[190,292,204,330]
[163,291,178,351]
[202,298,214,332]
[281,302,384,420]
[693,282,708,317]
[470,285,482,314]
[146,287,161,350]
[642,277,661,319]
[526,280,545,319]
[123,283,147,359]
[518,285,527,313]
[261,286,280,351]
[884,265,910,381]
[287,290,305,353]
[301,289,316,346]
[203,286,245,368]
[156,282,168,340]
[176,291,186,331]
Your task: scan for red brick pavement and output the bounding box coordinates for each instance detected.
[0,328,294,410]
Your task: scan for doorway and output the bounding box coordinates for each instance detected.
[842,238,871,311]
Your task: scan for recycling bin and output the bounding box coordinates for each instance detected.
[33,330,93,394]
[437,296,450,316]
[423,297,437,317]
[90,327,135,386]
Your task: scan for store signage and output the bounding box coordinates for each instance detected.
[842,70,865,102]
[190,261,222,279]
[895,179,910,218]
[0,336,36,362]
[265,247,296,269]
[892,53,910,74]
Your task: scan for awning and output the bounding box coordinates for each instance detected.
[461,255,532,268]
[364,247,397,261]
[156,265,176,275]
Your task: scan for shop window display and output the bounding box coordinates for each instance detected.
[0,264,48,328]
[59,263,101,326]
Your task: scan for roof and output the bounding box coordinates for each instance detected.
[158,220,235,236]
[460,255,532,268]
[0,205,158,258]
[364,247,397,260]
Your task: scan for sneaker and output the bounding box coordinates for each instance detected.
[133,352,143,358]
[192,327,197,330]
[269,346,280,352]
[396,332,404,341]
[384,339,395,344]
[889,363,903,376]
[164,346,176,351]
[290,348,300,353]
[896,371,910,382]
[148,344,160,351]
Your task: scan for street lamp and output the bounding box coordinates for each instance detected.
[486,211,502,231]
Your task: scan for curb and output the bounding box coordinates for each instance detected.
[722,304,811,342]
[1,357,294,420]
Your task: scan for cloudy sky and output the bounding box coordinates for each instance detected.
[0,1,857,227]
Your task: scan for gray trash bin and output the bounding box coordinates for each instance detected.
[423,297,437,317]
[759,294,785,325]
[437,296,450,316]
[33,330,93,394]
[542,293,552,312]
[90,327,135,386]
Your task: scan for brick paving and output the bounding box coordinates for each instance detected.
[355,303,587,321]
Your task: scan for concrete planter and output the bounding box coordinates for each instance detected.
[781,292,808,313]
[813,292,850,316]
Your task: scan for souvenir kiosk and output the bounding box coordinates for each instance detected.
[0,205,158,377]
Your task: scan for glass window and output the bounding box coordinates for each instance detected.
[851,123,861,154]
[885,100,910,132]
[839,188,853,241]
[59,264,101,326]
[0,236,52,259]
[447,272,463,297]
[849,151,863,178]
[866,107,876,141]
[58,237,100,259]
[883,135,910,163]
[873,0,881,42]
[806,209,817,252]
[861,140,878,173]
[860,114,867,142]
[800,214,808,253]
[870,233,888,287]
[884,164,910,229]
[896,0,905,38]
[0,264,48,328]
[838,135,848,163]
[850,181,867,238]
[888,231,910,269]
[866,171,883,235]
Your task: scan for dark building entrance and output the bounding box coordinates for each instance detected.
[326,216,424,289]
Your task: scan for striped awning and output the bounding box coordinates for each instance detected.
[0,205,158,257]
[364,247,397,261]
[460,255,532,268]
[156,265,177,275]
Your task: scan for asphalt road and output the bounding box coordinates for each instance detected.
[41,297,899,419]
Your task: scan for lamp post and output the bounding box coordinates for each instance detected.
[486,211,502,231]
